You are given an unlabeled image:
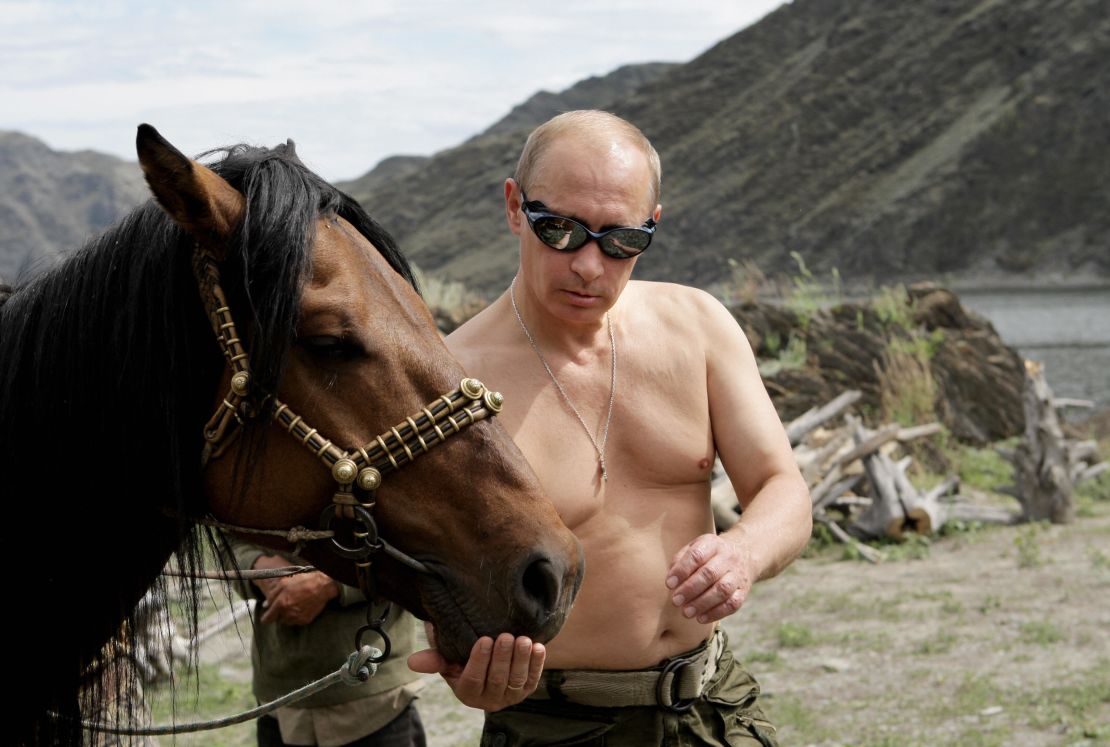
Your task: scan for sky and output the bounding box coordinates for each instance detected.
[0,0,785,181]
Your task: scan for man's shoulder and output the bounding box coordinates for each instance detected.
[445,296,513,367]
[625,280,728,322]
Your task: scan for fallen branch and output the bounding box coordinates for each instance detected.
[786,390,862,446]
[816,515,884,563]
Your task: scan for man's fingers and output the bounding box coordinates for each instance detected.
[483,633,518,691]
[670,554,731,611]
[504,636,534,691]
[407,647,449,675]
[454,637,495,699]
[695,588,745,623]
[522,642,546,693]
[681,561,738,614]
[259,587,286,624]
[666,535,719,589]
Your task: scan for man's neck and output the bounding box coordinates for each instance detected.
[505,283,615,362]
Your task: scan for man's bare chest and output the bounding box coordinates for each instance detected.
[503,355,715,528]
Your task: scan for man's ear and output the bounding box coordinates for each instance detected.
[652,203,662,223]
[505,178,524,237]
[136,123,245,259]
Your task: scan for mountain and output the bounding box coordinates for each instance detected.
[6,0,1107,295]
[0,131,147,281]
[473,63,677,139]
[337,62,675,214]
[339,0,1110,296]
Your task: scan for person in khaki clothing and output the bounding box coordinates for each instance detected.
[224,536,426,747]
[410,110,812,745]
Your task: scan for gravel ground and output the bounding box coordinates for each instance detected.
[144,495,1110,746]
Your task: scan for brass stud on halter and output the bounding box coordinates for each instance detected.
[357,467,382,491]
[461,377,484,399]
[230,371,251,396]
[331,458,358,485]
[484,390,504,413]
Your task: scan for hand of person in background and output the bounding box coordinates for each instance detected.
[251,554,339,626]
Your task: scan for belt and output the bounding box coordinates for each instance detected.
[532,629,725,712]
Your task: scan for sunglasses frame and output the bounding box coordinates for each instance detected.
[519,189,656,259]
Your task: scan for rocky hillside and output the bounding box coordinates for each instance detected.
[0,131,147,281]
[0,63,673,284]
[340,63,675,204]
[340,0,1109,295]
[5,0,1106,294]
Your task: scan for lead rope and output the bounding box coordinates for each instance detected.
[77,645,382,737]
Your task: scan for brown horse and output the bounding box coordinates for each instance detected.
[0,126,581,744]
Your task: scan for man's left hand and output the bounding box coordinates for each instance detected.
[666,532,755,624]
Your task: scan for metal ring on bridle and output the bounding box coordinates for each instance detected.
[320,504,381,560]
[355,624,391,664]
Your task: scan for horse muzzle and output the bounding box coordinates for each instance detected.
[409,542,584,664]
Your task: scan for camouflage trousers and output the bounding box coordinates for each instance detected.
[480,634,777,746]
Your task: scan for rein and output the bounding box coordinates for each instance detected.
[78,646,381,737]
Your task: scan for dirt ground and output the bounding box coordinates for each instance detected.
[146,495,1110,747]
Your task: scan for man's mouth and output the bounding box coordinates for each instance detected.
[562,289,602,304]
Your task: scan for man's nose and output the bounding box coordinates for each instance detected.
[569,240,605,283]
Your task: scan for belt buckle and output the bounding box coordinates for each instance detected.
[657,657,696,712]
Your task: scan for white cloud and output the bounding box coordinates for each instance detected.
[0,0,784,180]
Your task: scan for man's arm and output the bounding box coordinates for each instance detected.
[666,292,812,624]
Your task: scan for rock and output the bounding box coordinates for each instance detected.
[820,657,853,673]
[732,284,1026,444]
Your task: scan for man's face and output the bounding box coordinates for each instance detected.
[507,134,661,326]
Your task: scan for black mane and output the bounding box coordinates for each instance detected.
[0,140,413,744]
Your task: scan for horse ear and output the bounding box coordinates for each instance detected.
[136,124,245,258]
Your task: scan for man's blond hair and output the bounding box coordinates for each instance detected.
[514,110,661,210]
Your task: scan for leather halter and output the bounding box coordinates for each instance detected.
[191,246,503,593]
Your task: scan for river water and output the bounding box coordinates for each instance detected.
[956,286,1110,412]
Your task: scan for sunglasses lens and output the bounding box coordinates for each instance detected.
[533,216,586,251]
[601,229,651,259]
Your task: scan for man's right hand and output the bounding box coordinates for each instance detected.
[251,554,338,626]
[408,623,545,711]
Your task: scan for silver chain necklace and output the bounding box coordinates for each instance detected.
[510,277,616,482]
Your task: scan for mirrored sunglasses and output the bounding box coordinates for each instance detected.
[520,190,656,259]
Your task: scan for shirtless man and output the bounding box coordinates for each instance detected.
[409,110,812,745]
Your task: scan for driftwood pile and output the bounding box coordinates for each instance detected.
[1002,359,1107,523]
[713,366,1107,562]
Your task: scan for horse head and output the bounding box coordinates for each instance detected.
[135,126,582,663]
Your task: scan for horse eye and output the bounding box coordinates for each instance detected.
[298,335,365,362]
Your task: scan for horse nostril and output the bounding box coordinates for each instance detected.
[519,556,561,619]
